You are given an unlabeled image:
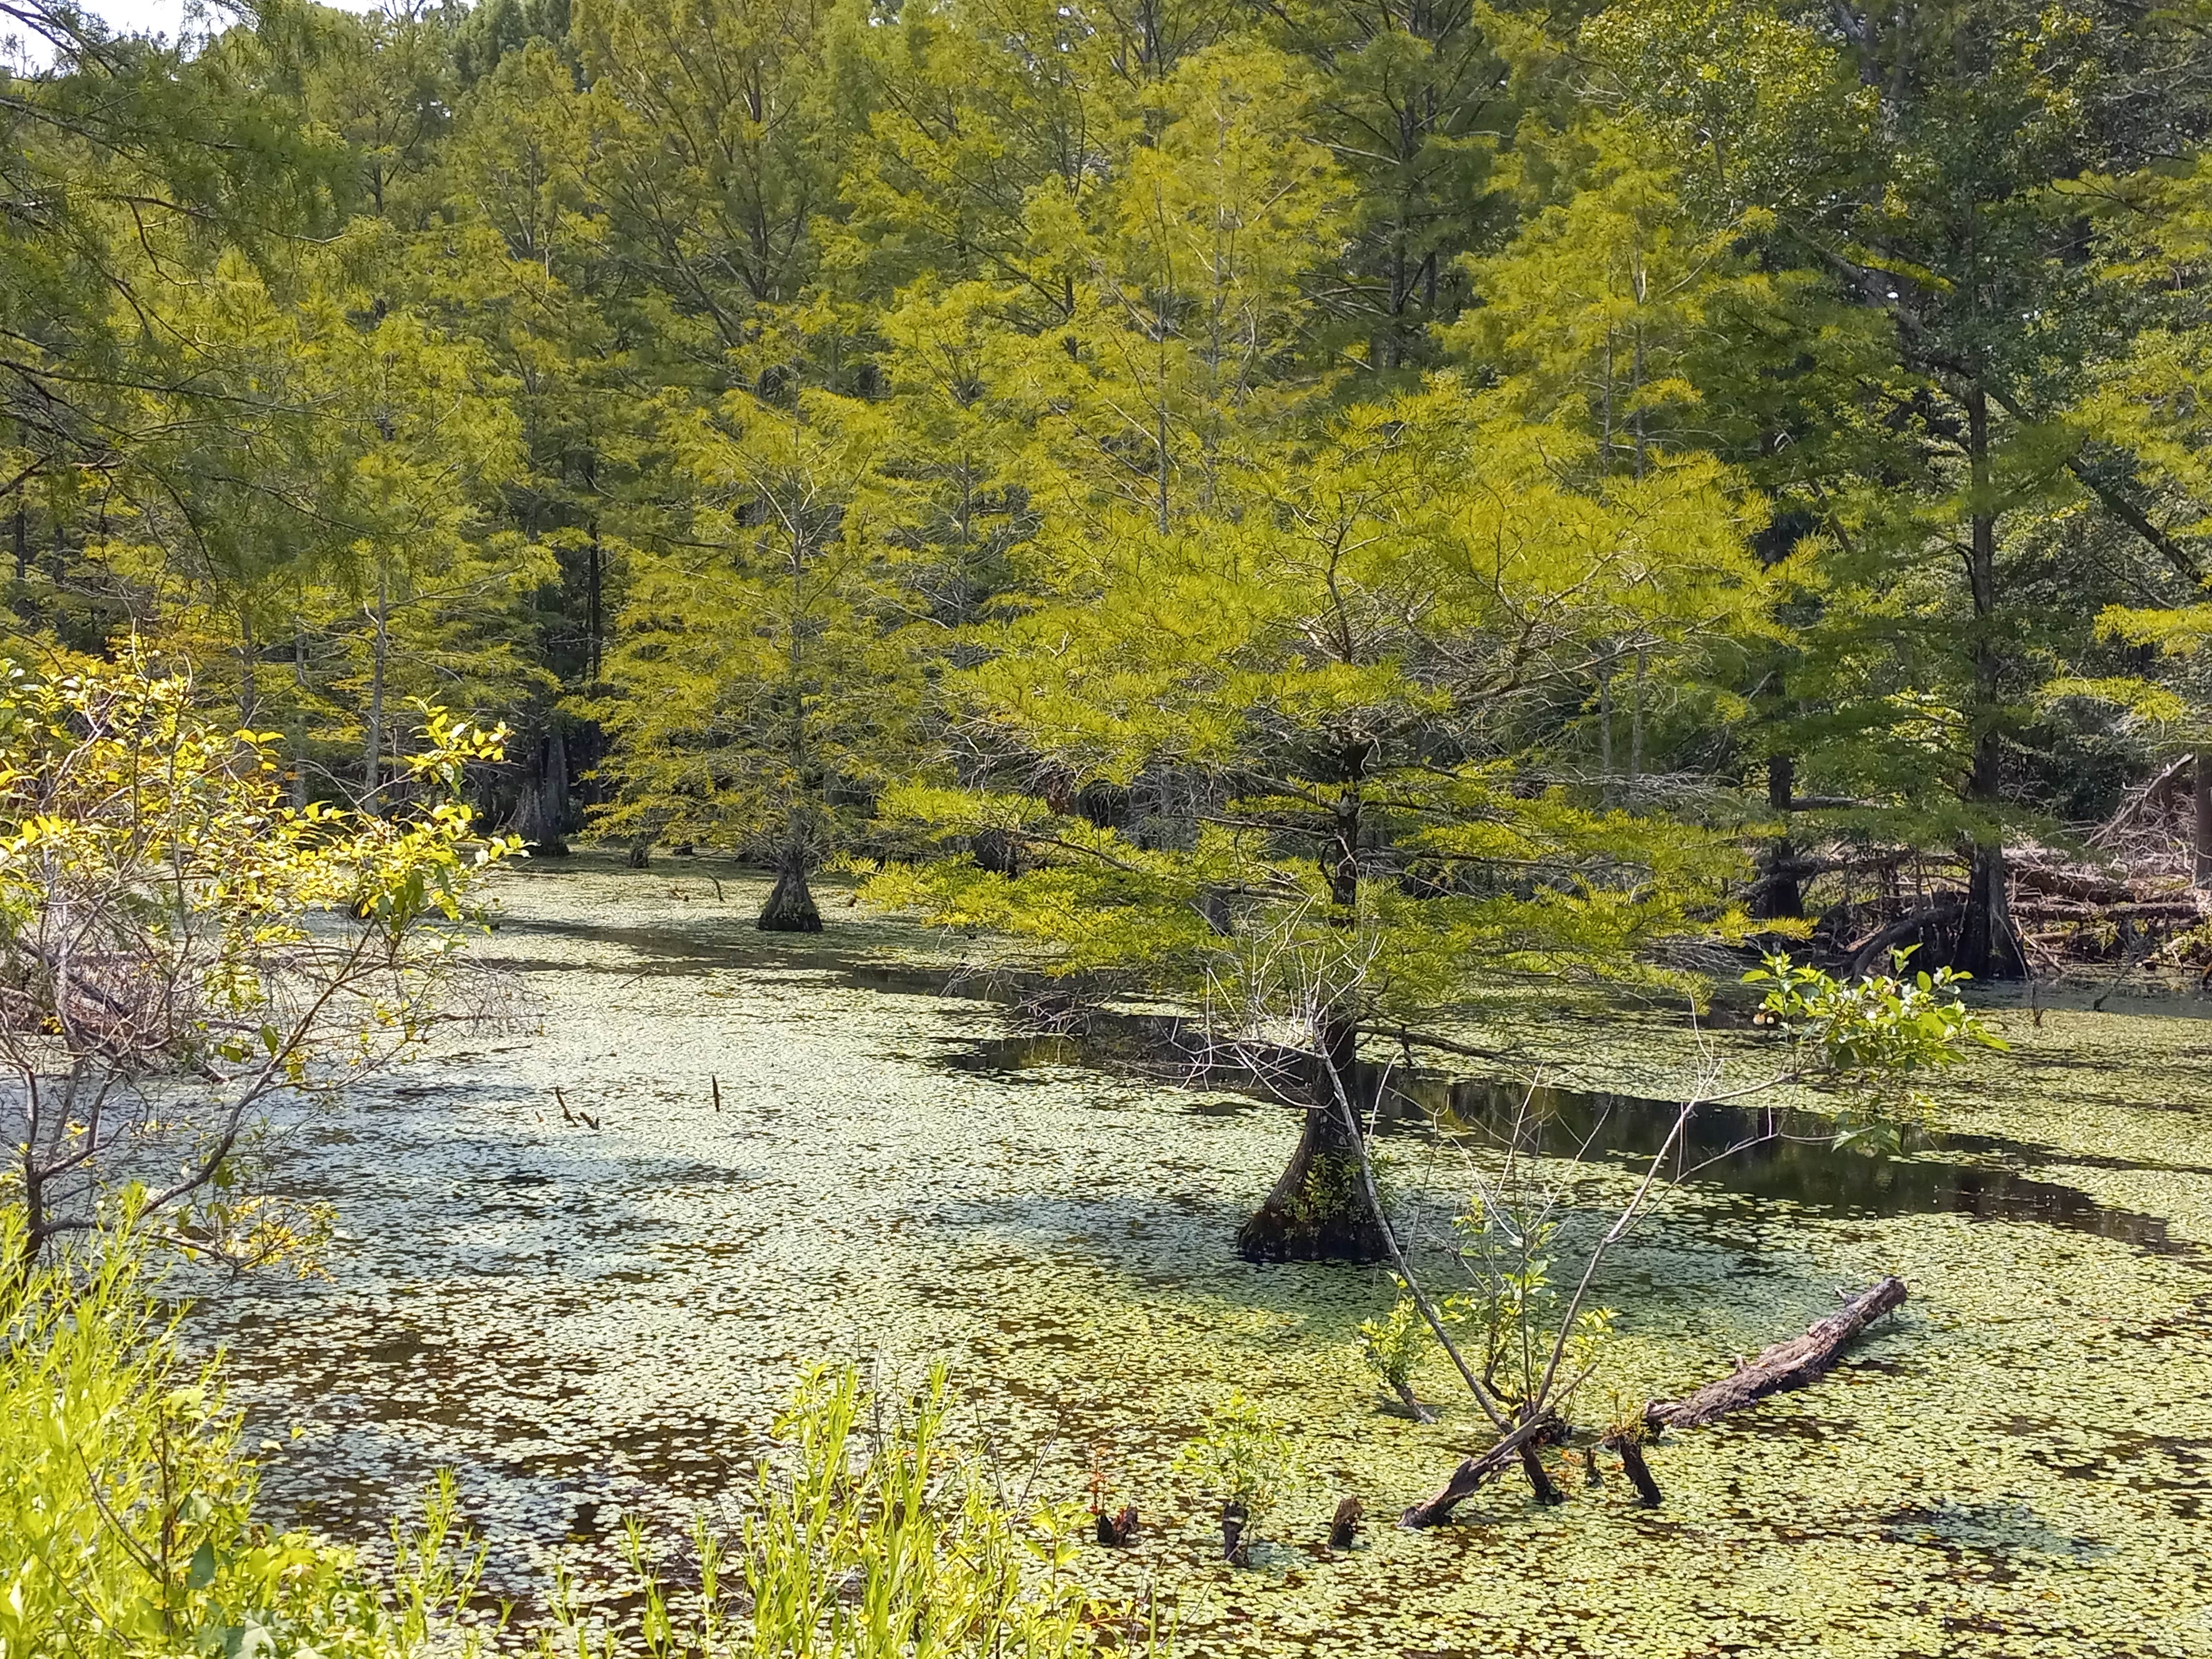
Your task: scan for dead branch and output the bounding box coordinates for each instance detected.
[1646,1276,1907,1430]
[1398,1411,1565,1528]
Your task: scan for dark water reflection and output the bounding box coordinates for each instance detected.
[939,1028,2182,1253]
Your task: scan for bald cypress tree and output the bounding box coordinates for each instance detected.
[873,385,1771,1260]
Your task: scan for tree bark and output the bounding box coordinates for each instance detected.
[1606,1433,1663,1506]
[526,732,571,852]
[289,625,311,807]
[1953,841,2019,978]
[2196,751,2211,890]
[1238,760,1386,1262]
[1752,755,1804,920]
[757,846,823,932]
[1954,384,2020,979]
[1517,1443,1564,1505]
[1847,903,1962,979]
[1235,1018,1387,1263]
[1646,1275,1907,1430]
[364,557,389,806]
[1398,1410,1563,1528]
[1390,1380,1438,1423]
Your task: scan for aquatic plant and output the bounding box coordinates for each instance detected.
[1172,1393,1293,1564]
[1352,1284,1437,1421]
[1744,948,2008,1137]
[0,1202,480,1659]
[1443,1189,1618,1417]
[536,1361,1145,1658]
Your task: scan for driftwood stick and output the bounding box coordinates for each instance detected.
[1390,1380,1439,1424]
[1647,1276,1907,1430]
[1398,1410,1562,1528]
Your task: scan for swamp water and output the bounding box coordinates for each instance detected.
[180,858,2212,1658]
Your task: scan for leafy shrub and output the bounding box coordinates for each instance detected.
[1171,1393,1292,1529]
[0,1205,436,1659]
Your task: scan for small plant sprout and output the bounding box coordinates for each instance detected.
[1173,1392,1292,1565]
[1355,1281,1439,1421]
[1087,1445,1137,1546]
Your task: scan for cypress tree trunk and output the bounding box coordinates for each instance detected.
[757,844,822,932]
[1751,755,1804,920]
[364,557,388,806]
[289,625,311,808]
[527,732,571,853]
[1238,765,1388,1262]
[2195,750,2211,890]
[1954,385,2021,979]
[1234,1017,1387,1263]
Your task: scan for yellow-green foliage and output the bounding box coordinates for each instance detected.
[0,655,517,1267]
[868,386,1769,1039]
[0,1209,407,1659]
[1744,949,2007,1121]
[1171,1392,1293,1524]
[1353,1286,1431,1393]
[538,1362,1136,1659]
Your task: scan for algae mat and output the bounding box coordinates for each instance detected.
[180,859,2212,1658]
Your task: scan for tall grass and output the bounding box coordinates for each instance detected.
[0,1206,1150,1659]
[540,1363,1155,1659]
[0,1205,424,1659]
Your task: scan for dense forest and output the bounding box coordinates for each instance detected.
[14,0,2212,1228]
[15,0,2212,944]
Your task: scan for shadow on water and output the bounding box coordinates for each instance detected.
[481,911,1035,1005]
[1415,1072,2180,1252]
[486,875,2185,1254]
[938,1026,2182,1253]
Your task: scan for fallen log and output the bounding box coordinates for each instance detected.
[1400,1279,1907,1528]
[1398,1411,1563,1528]
[2008,861,2133,905]
[1646,1275,1907,1430]
[2010,897,2205,922]
[1846,907,1960,978]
